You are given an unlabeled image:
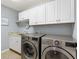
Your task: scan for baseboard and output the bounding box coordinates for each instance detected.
[10,48,21,55]
[1,49,9,53]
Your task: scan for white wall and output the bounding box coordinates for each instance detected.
[33,24,74,36]
[73,22,77,40]
[17,22,35,33]
[18,23,74,36]
[1,5,19,51]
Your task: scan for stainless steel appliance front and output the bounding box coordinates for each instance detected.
[41,34,77,59]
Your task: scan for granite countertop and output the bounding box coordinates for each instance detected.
[20,33,46,38]
[8,32,23,37]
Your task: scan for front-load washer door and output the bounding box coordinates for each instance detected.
[22,41,37,59]
[42,46,75,59]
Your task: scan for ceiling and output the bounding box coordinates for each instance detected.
[1,0,51,11]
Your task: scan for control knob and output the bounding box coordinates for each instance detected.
[54,40,60,46]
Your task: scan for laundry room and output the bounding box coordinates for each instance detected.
[1,0,77,59]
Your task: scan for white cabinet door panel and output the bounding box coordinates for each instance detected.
[29,8,37,25]
[57,0,75,23]
[35,5,46,25]
[61,0,71,22]
[71,0,75,22]
[9,36,21,53]
[19,12,23,20]
[9,37,15,49]
[19,12,26,20]
[29,4,45,25]
[46,0,58,24]
[23,10,29,19]
[9,37,17,51]
[17,38,21,53]
[19,10,29,21]
[14,37,21,53]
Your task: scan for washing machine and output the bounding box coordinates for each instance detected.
[41,34,77,59]
[21,33,46,59]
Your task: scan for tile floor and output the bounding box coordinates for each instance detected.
[1,50,21,59]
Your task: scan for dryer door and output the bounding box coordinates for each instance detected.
[42,46,75,59]
[22,41,37,59]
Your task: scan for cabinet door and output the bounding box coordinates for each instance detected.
[9,36,21,53]
[24,10,30,19]
[35,4,46,25]
[9,37,17,51]
[13,37,21,53]
[9,37,15,49]
[19,12,25,20]
[17,38,21,53]
[46,0,58,24]
[57,0,75,23]
[18,12,22,20]
[71,0,75,22]
[29,8,37,25]
[19,10,29,21]
[29,4,46,25]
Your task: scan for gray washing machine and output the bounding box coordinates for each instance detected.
[21,33,46,59]
[41,34,77,59]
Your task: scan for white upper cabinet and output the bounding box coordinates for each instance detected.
[71,0,75,22]
[57,0,75,23]
[18,0,75,25]
[29,4,46,25]
[46,0,58,24]
[18,10,29,21]
[19,11,25,20]
[29,8,37,25]
[46,0,75,24]
[35,5,46,25]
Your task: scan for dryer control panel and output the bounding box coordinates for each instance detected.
[42,39,53,45]
[42,39,62,46]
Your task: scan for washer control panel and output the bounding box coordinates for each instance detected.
[42,39,62,46]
